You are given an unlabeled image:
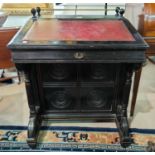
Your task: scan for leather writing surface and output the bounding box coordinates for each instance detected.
[23,20,135,42]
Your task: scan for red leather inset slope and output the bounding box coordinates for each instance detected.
[23,20,135,42]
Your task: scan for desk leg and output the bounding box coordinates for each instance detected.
[116,66,133,147]
[16,64,42,148]
[26,65,42,148]
[27,114,42,148]
[116,106,133,147]
[130,66,142,117]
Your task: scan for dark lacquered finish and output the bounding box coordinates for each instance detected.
[8,15,148,148]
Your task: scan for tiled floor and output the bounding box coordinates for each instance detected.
[0,60,155,129]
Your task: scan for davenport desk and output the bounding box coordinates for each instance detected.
[8,15,148,148]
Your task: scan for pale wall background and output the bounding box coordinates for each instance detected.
[0,3,144,29]
[125,3,144,29]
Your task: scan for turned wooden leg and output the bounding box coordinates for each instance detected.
[116,66,134,147]
[27,115,42,148]
[116,117,133,148]
[116,105,133,148]
[130,67,142,117]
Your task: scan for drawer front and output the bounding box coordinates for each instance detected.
[13,50,107,61]
[12,50,145,63]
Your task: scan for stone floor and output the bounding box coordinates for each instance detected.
[0,60,155,129]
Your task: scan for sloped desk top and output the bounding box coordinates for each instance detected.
[23,20,135,42]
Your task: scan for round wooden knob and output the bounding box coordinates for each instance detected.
[119,8,125,16]
[31,8,36,18]
[115,7,120,16]
[36,7,41,16]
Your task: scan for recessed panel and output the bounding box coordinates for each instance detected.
[80,87,113,112]
[41,64,77,82]
[44,87,78,111]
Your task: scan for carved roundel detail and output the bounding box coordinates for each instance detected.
[49,91,71,109]
[86,90,107,108]
[90,64,106,80]
[49,64,69,80]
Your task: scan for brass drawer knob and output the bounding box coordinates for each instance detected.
[74,52,85,59]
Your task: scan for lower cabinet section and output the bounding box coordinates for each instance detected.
[44,87,114,112]
[15,62,137,148]
[42,63,117,113]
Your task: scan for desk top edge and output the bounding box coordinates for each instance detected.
[8,16,148,50]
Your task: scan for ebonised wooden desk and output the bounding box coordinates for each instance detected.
[8,15,148,148]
